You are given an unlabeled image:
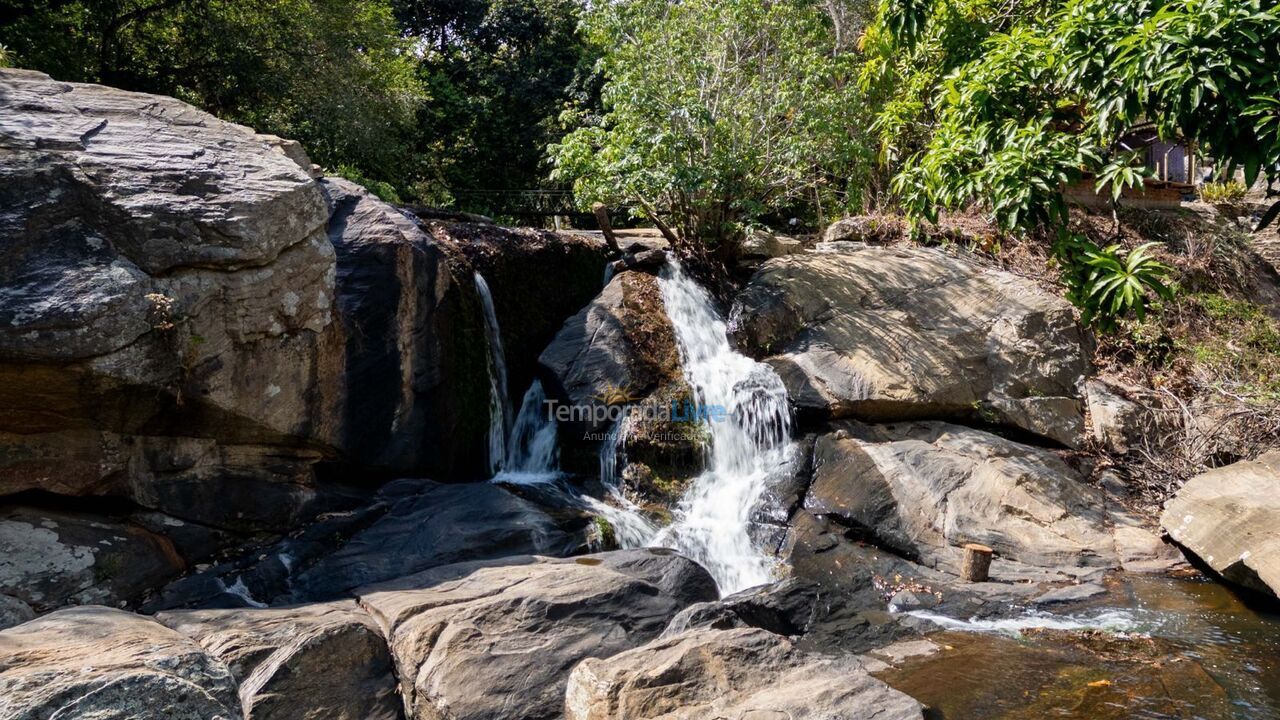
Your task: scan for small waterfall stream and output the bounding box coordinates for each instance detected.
[476,261,793,594]
[648,260,794,593]
[475,272,511,476]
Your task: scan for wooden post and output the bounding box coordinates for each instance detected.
[593,202,621,254]
[960,543,993,582]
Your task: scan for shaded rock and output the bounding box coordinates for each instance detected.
[1032,582,1107,605]
[731,246,1089,446]
[358,549,716,720]
[564,627,924,720]
[539,272,681,441]
[804,422,1117,577]
[289,479,589,602]
[323,177,488,480]
[0,595,33,631]
[0,506,186,611]
[0,69,344,526]
[0,605,240,719]
[440,222,610,430]
[822,215,906,244]
[1161,451,1280,599]
[158,600,401,720]
[740,229,804,259]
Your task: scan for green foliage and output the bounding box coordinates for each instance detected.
[403,0,597,205]
[336,165,403,204]
[1075,241,1175,330]
[551,0,871,247]
[1183,294,1280,398]
[0,43,11,67]
[874,0,1280,326]
[1,0,424,190]
[1199,180,1248,203]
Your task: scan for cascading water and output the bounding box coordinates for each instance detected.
[494,379,562,484]
[474,272,511,475]
[647,259,794,593]
[477,260,792,594]
[586,416,659,548]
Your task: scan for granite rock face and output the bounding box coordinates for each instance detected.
[158,600,402,720]
[1162,451,1280,599]
[731,246,1090,446]
[0,606,241,719]
[804,421,1118,577]
[0,68,344,530]
[564,627,924,720]
[357,550,717,720]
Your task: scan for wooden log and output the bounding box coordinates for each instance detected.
[960,543,993,582]
[592,202,621,254]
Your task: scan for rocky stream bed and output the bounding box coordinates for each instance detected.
[2,67,1279,720]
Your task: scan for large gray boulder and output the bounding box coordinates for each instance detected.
[357,549,717,720]
[0,606,241,719]
[539,272,681,437]
[563,627,924,720]
[1161,451,1280,599]
[324,178,488,480]
[805,421,1118,577]
[157,601,402,720]
[0,68,344,526]
[0,506,187,612]
[731,246,1090,446]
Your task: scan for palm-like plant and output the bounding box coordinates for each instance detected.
[1081,242,1175,330]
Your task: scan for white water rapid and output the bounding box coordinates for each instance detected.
[475,272,512,475]
[645,259,794,593]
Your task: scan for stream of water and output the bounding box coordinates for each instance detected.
[646,260,794,592]
[475,272,511,476]
[478,261,793,594]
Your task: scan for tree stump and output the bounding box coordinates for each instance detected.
[960,543,993,582]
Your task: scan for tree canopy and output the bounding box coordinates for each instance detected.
[550,0,872,249]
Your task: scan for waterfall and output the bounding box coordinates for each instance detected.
[475,272,511,475]
[494,379,562,484]
[588,416,659,548]
[650,259,794,593]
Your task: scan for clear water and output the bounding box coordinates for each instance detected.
[646,260,794,593]
[474,272,511,476]
[881,576,1280,719]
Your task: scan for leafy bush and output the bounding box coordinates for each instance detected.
[336,165,403,205]
[1199,181,1248,204]
[1074,241,1175,331]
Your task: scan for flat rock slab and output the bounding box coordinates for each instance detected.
[357,549,717,720]
[731,246,1089,446]
[0,605,240,719]
[564,627,924,720]
[158,600,401,720]
[1161,451,1280,599]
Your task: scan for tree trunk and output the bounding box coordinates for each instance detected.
[592,202,621,254]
